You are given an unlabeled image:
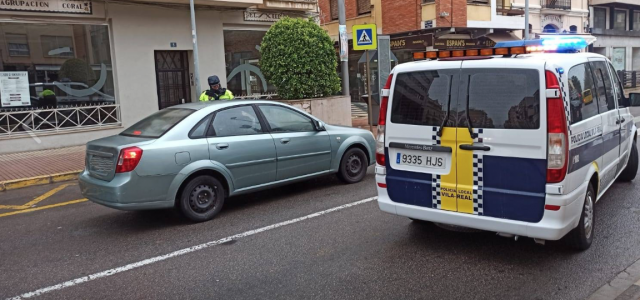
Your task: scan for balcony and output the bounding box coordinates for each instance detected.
[591,27,640,37]
[540,0,571,10]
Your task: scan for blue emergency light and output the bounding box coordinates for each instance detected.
[495,37,589,53]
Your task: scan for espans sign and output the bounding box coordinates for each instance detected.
[433,37,496,50]
[0,0,92,14]
[352,24,377,50]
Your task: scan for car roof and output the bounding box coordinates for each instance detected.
[171,99,286,111]
[393,52,609,74]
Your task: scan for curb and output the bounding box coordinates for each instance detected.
[587,258,640,300]
[0,170,83,192]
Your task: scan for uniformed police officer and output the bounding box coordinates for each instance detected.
[199,75,234,101]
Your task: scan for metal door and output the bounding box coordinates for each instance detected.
[155,51,191,109]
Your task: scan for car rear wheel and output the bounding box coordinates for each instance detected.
[618,141,638,182]
[337,148,368,184]
[179,175,225,222]
[567,184,595,251]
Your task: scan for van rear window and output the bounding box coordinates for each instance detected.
[121,108,194,138]
[462,69,540,129]
[390,70,457,126]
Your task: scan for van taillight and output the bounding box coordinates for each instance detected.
[545,70,568,183]
[376,74,393,166]
[115,147,143,173]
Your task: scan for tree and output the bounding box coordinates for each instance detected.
[59,58,96,86]
[260,17,341,100]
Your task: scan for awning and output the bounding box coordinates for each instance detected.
[486,32,521,43]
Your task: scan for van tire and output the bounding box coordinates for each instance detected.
[567,184,595,251]
[178,175,225,222]
[337,148,368,184]
[618,142,638,182]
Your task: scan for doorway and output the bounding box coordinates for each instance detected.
[155,51,191,109]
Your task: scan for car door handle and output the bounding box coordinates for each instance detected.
[616,119,621,125]
[621,118,626,123]
[280,138,291,144]
[459,144,490,151]
[215,143,229,150]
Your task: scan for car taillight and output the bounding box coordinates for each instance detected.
[115,146,143,173]
[545,70,568,183]
[376,74,393,166]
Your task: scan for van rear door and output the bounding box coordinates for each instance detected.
[385,61,461,211]
[455,60,547,222]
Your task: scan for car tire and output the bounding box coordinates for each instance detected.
[567,184,595,251]
[618,142,638,182]
[178,175,225,222]
[337,147,368,184]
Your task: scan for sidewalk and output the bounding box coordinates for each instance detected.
[588,258,640,300]
[0,146,85,191]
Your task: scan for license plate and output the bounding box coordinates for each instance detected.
[396,153,445,169]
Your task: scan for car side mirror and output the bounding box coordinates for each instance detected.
[629,93,640,107]
[314,120,326,131]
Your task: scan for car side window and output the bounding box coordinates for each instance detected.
[258,105,315,133]
[210,106,263,137]
[590,61,616,111]
[189,114,212,139]
[568,63,600,124]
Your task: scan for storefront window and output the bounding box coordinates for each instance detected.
[612,47,626,71]
[0,22,117,136]
[223,30,277,97]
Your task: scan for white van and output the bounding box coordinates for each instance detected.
[375,39,639,250]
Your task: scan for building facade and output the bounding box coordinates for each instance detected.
[318,0,525,102]
[588,0,640,72]
[0,0,318,154]
[511,0,589,36]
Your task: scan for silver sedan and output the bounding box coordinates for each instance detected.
[79,100,376,222]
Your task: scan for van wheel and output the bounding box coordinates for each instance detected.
[179,175,225,222]
[567,184,595,251]
[337,148,368,184]
[618,142,638,182]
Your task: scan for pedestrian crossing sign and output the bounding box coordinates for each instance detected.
[352,24,377,50]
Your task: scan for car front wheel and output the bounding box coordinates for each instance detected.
[179,175,225,222]
[337,147,368,184]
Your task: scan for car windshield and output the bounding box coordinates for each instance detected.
[120,108,194,138]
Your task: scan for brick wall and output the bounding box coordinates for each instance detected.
[381,0,421,34]
[436,0,467,28]
[318,0,360,24]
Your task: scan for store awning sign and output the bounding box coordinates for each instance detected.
[390,35,432,50]
[434,37,496,50]
[0,0,91,14]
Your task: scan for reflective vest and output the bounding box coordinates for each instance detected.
[199,89,234,101]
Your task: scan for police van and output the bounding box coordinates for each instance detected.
[375,37,640,250]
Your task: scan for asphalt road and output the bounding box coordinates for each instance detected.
[1,158,640,300]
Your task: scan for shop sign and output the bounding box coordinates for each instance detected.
[390,35,432,50]
[0,72,30,108]
[434,37,496,50]
[244,10,288,22]
[0,0,91,14]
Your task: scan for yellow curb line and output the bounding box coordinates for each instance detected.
[0,199,88,218]
[0,170,83,192]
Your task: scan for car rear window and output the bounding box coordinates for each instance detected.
[121,108,194,138]
[461,69,540,129]
[390,70,457,126]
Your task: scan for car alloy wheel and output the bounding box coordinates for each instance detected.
[584,190,594,239]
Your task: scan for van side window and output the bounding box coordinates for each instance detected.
[568,63,600,124]
[608,62,624,106]
[591,61,617,111]
[390,70,457,126]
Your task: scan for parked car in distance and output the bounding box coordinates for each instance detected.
[79,100,376,222]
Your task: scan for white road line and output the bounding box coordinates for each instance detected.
[6,197,377,300]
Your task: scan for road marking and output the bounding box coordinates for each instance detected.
[0,199,87,218]
[6,196,378,299]
[0,184,75,211]
[21,184,73,208]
